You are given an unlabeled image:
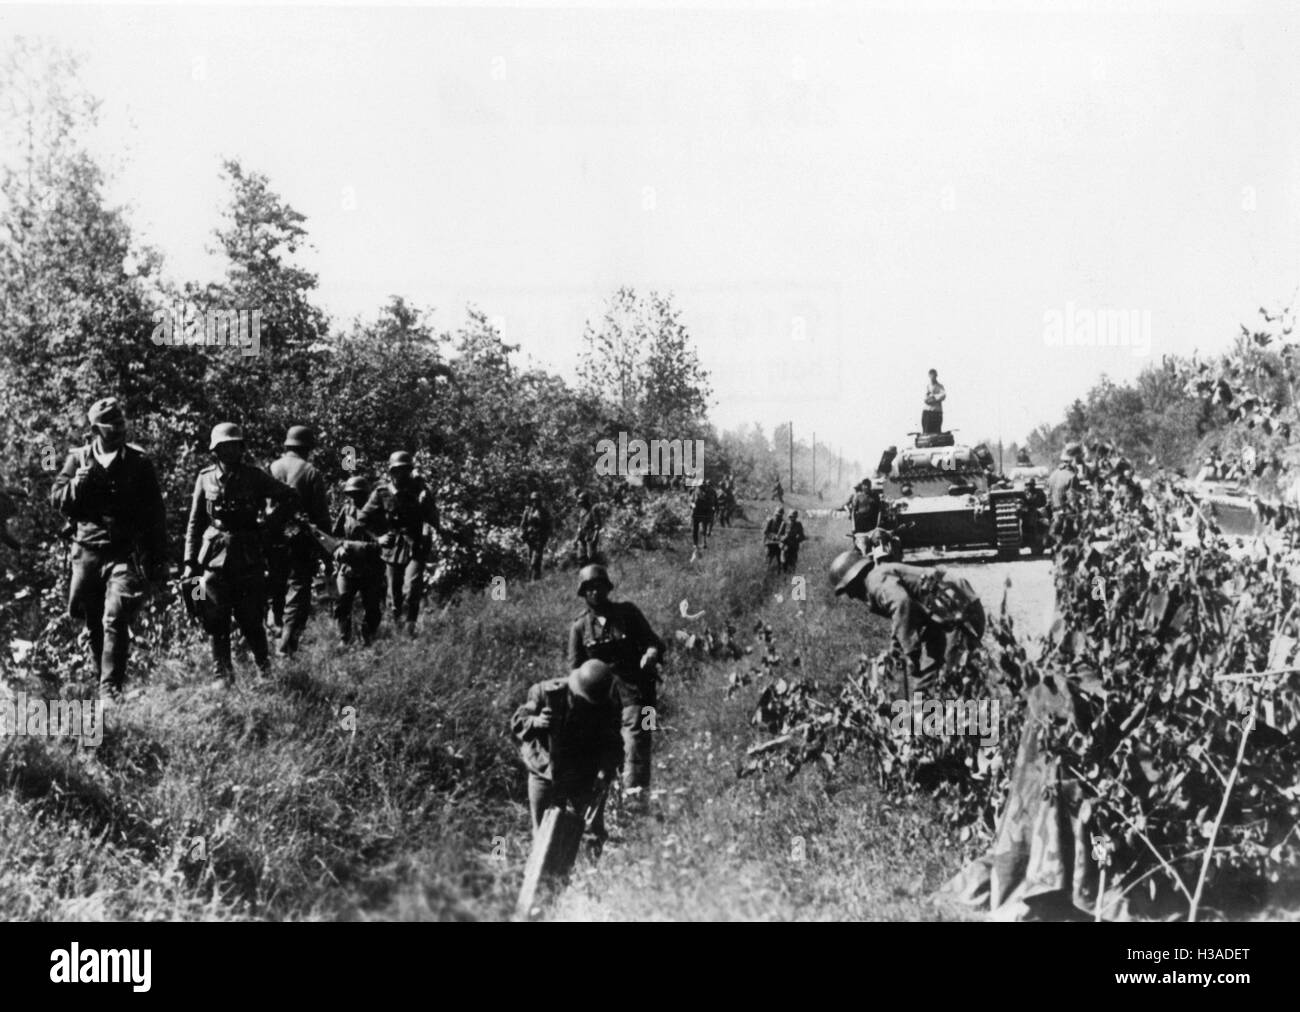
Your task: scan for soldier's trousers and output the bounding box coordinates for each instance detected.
[527,764,609,834]
[765,543,781,571]
[780,544,799,572]
[613,676,655,795]
[575,536,599,565]
[388,558,426,624]
[265,538,288,626]
[275,536,319,654]
[67,545,147,694]
[524,538,546,580]
[203,568,270,675]
[335,566,382,644]
[691,516,711,548]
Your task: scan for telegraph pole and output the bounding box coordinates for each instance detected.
[788,422,794,493]
[812,432,816,493]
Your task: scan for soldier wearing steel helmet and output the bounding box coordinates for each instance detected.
[1045,446,1083,545]
[567,564,665,808]
[331,475,384,645]
[518,491,552,581]
[184,423,300,681]
[361,450,442,635]
[829,547,985,699]
[572,491,603,566]
[511,658,623,834]
[49,397,169,698]
[266,425,331,656]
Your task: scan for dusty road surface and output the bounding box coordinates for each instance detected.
[907,550,1057,644]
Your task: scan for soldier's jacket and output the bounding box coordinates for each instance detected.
[50,443,168,563]
[574,504,602,540]
[777,518,806,546]
[691,486,717,517]
[360,479,439,565]
[848,490,882,529]
[184,462,298,572]
[519,504,552,541]
[331,501,383,573]
[864,562,983,654]
[270,451,330,531]
[763,514,783,543]
[1045,466,1081,511]
[510,677,623,781]
[568,602,665,683]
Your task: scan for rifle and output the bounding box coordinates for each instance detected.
[298,517,381,570]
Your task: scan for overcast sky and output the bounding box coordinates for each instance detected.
[3,1,1298,469]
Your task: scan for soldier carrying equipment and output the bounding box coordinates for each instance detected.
[763,507,785,572]
[519,491,552,581]
[360,451,443,636]
[266,425,331,656]
[50,397,169,698]
[572,492,602,566]
[319,476,384,645]
[567,565,665,808]
[777,509,807,573]
[184,422,300,681]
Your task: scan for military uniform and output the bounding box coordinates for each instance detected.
[331,499,384,644]
[511,676,622,830]
[519,500,552,581]
[573,502,602,565]
[763,510,784,571]
[185,462,298,676]
[567,601,665,794]
[690,484,717,549]
[362,477,439,626]
[50,439,168,694]
[266,448,330,654]
[1045,463,1082,543]
[864,561,985,696]
[777,513,807,572]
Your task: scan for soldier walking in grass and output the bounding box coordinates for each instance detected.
[519,491,552,581]
[567,565,665,810]
[50,397,169,699]
[763,506,785,572]
[690,480,717,554]
[363,451,442,637]
[266,425,331,657]
[573,492,603,565]
[777,509,807,573]
[331,476,385,645]
[184,423,300,682]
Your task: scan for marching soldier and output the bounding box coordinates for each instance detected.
[772,477,785,504]
[573,492,602,565]
[778,509,807,573]
[830,547,985,699]
[1020,477,1048,552]
[50,397,169,698]
[332,476,384,645]
[511,658,623,835]
[266,425,330,656]
[763,506,785,572]
[567,565,665,809]
[716,479,736,528]
[363,451,441,636]
[519,491,552,581]
[1045,448,1083,544]
[184,423,299,681]
[845,480,883,555]
[690,480,717,553]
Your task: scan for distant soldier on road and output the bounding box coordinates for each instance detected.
[777,509,807,573]
[830,547,985,699]
[50,397,169,698]
[184,423,299,681]
[772,477,785,504]
[567,565,665,810]
[331,476,384,645]
[266,425,330,656]
[363,451,441,636]
[519,491,552,581]
[573,492,603,565]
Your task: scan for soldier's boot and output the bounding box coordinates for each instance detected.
[211,633,235,684]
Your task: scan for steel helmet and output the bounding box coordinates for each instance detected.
[209,422,244,450]
[830,549,872,596]
[387,450,414,471]
[284,425,316,450]
[343,476,370,495]
[569,659,613,702]
[529,491,541,501]
[576,564,612,596]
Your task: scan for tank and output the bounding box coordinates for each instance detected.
[879,431,1045,558]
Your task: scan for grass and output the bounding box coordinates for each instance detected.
[0,500,986,921]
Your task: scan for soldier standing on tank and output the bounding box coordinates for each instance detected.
[184,423,300,681]
[265,425,331,657]
[363,451,441,636]
[778,509,807,573]
[573,492,602,565]
[519,491,552,581]
[567,564,665,810]
[922,369,947,435]
[332,476,384,645]
[763,506,785,572]
[50,397,169,699]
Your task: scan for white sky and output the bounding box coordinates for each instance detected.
[2,1,1298,468]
